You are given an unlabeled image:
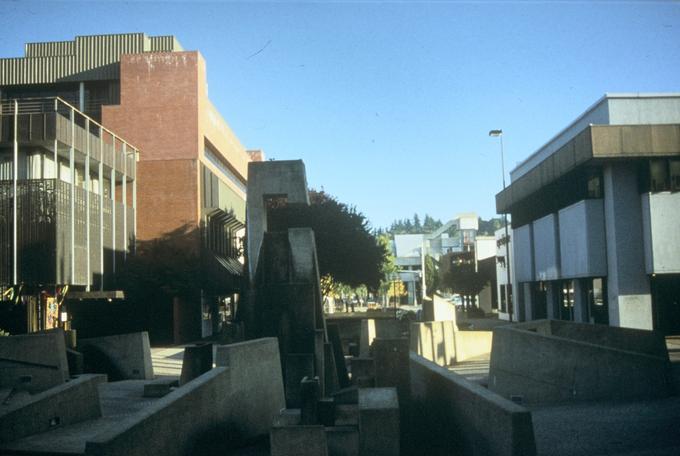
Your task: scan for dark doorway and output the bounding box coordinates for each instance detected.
[652,274,680,335]
[532,282,548,319]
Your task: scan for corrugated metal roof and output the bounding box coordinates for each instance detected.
[1,33,183,86]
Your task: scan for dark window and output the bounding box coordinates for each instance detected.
[532,281,548,319]
[587,173,602,198]
[670,160,680,192]
[559,280,574,321]
[510,166,602,229]
[586,277,608,325]
[650,160,670,192]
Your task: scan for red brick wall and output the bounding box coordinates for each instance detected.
[102,51,202,242]
[136,160,200,242]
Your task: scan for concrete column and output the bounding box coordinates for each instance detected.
[546,282,559,320]
[111,163,116,276]
[122,143,127,261]
[69,107,75,283]
[53,99,58,178]
[85,118,91,291]
[12,100,18,285]
[573,279,588,323]
[603,163,653,329]
[132,150,137,254]
[98,128,104,291]
[79,82,85,112]
[522,282,533,321]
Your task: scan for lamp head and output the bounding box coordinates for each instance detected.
[489,129,503,137]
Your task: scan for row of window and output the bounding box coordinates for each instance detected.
[511,159,679,229]
[529,278,608,324]
[644,159,680,192]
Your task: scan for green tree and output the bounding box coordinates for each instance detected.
[424,254,439,296]
[438,251,489,309]
[413,213,422,232]
[478,217,502,235]
[268,189,388,293]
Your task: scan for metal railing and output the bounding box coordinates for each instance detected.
[0,97,139,160]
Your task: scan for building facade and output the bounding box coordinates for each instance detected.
[496,94,680,334]
[0,97,137,333]
[494,227,513,321]
[1,34,254,342]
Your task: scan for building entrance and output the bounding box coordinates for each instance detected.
[652,275,680,335]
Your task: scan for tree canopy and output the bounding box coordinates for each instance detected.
[268,189,388,292]
[381,214,502,236]
[438,251,489,307]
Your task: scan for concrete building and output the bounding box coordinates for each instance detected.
[474,235,497,314]
[426,212,479,260]
[0,97,137,333]
[0,34,254,342]
[393,234,423,305]
[494,227,514,321]
[496,93,680,334]
[394,213,486,305]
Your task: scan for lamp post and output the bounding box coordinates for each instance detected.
[489,129,513,322]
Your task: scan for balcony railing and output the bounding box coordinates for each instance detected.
[0,178,134,287]
[0,97,138,180]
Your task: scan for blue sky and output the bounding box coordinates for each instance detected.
[1,0,679,229]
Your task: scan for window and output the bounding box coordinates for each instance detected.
[587,173,602,198]
[559,280,574,321]
[650,160,670,192]
[670,160,680,192]
[586,278,608,325]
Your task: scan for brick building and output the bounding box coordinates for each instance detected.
[0,34,255,342]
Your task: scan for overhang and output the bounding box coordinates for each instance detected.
[496,124,680,213]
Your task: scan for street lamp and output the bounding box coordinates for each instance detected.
[489,129,513,322]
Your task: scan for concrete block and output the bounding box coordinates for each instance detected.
[350,357,374,384]
[324,342,340,394]
[410,353,536,456]
[327,324,350,388]
[274,408,301,427]
[85,338,285,456]
[360,319,403,356]
[335,404,359,426]
[301,376,320,424]
[270,425,329,456]
[318,398,335,426]
[371,338,411,403]
[0,374,105,444]
[326,425,359,456]
[79,332,153,381]
[285,353,315,408]
[179,343,213,385]
[358,388,399,456]
[454,330,492,362]
[432,294,458,322]
[214,338,286,437]
[0,330,69,393]
[489,321,672,404]
[66,348,84,375]
[143,378,178,398]
[332,386,358,405]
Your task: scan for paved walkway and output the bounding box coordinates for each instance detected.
[1,380,167,455]
[532,397,680,456]
[447,336,680,455]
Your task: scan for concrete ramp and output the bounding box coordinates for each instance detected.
[489,320,673,405]
[79,332,154,381]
